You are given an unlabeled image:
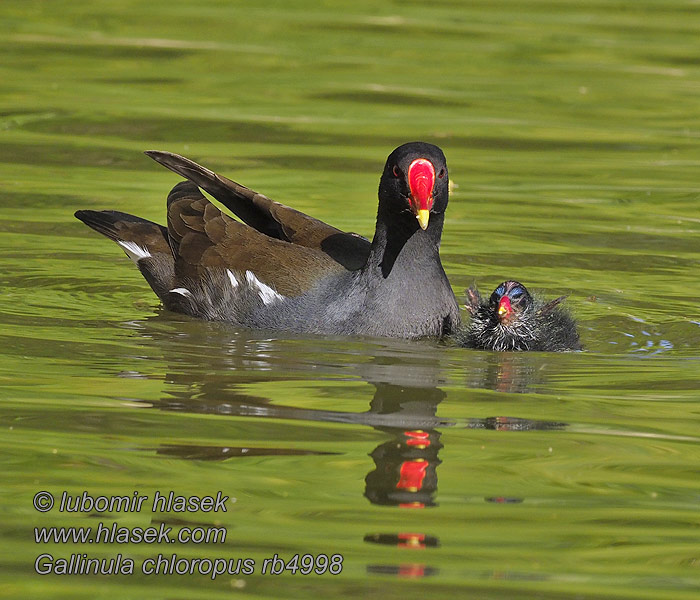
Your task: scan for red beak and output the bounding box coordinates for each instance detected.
[498,296,512,320]
[407,158,435,230]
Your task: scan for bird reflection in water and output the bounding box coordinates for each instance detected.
[123,318,566,580]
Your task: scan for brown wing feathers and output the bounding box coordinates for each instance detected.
[145,150,317,242]
[78,152,368,302]
[145,150,371,270]
[166,182,342,297]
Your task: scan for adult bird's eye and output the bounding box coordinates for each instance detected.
[392,165,401,178]
[437,168,445,179]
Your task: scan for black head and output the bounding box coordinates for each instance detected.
[378,142,449,231]
[489,281,534,325]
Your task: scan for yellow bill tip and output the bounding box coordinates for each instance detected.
[416,209,430,230]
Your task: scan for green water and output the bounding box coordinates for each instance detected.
[1,1,699,598]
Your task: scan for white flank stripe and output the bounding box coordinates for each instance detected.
[117,240,151,263]
[169,288,193,298]
[226,269,239,288]
[245,270,284,306]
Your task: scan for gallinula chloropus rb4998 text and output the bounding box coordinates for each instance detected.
[75,142,460,339]
[456,280,581,351]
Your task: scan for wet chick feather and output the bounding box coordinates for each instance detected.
[455,280,581,351]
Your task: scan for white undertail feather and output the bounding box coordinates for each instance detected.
[117,240,151,263]
[245,270,284,306]
[226,269,239,288]
[170,288,193,298]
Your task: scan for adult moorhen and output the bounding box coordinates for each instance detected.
[456,280,581,351]
[75,142,460,339]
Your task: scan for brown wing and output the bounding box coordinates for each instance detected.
[146,150,371,270]
[166,181,344,296]
[464,286,483,316]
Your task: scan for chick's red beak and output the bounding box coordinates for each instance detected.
[407,158,435,230]
[498,296,512,321]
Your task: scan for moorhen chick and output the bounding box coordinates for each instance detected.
[75,142,460,339]
[456,280,581,351]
